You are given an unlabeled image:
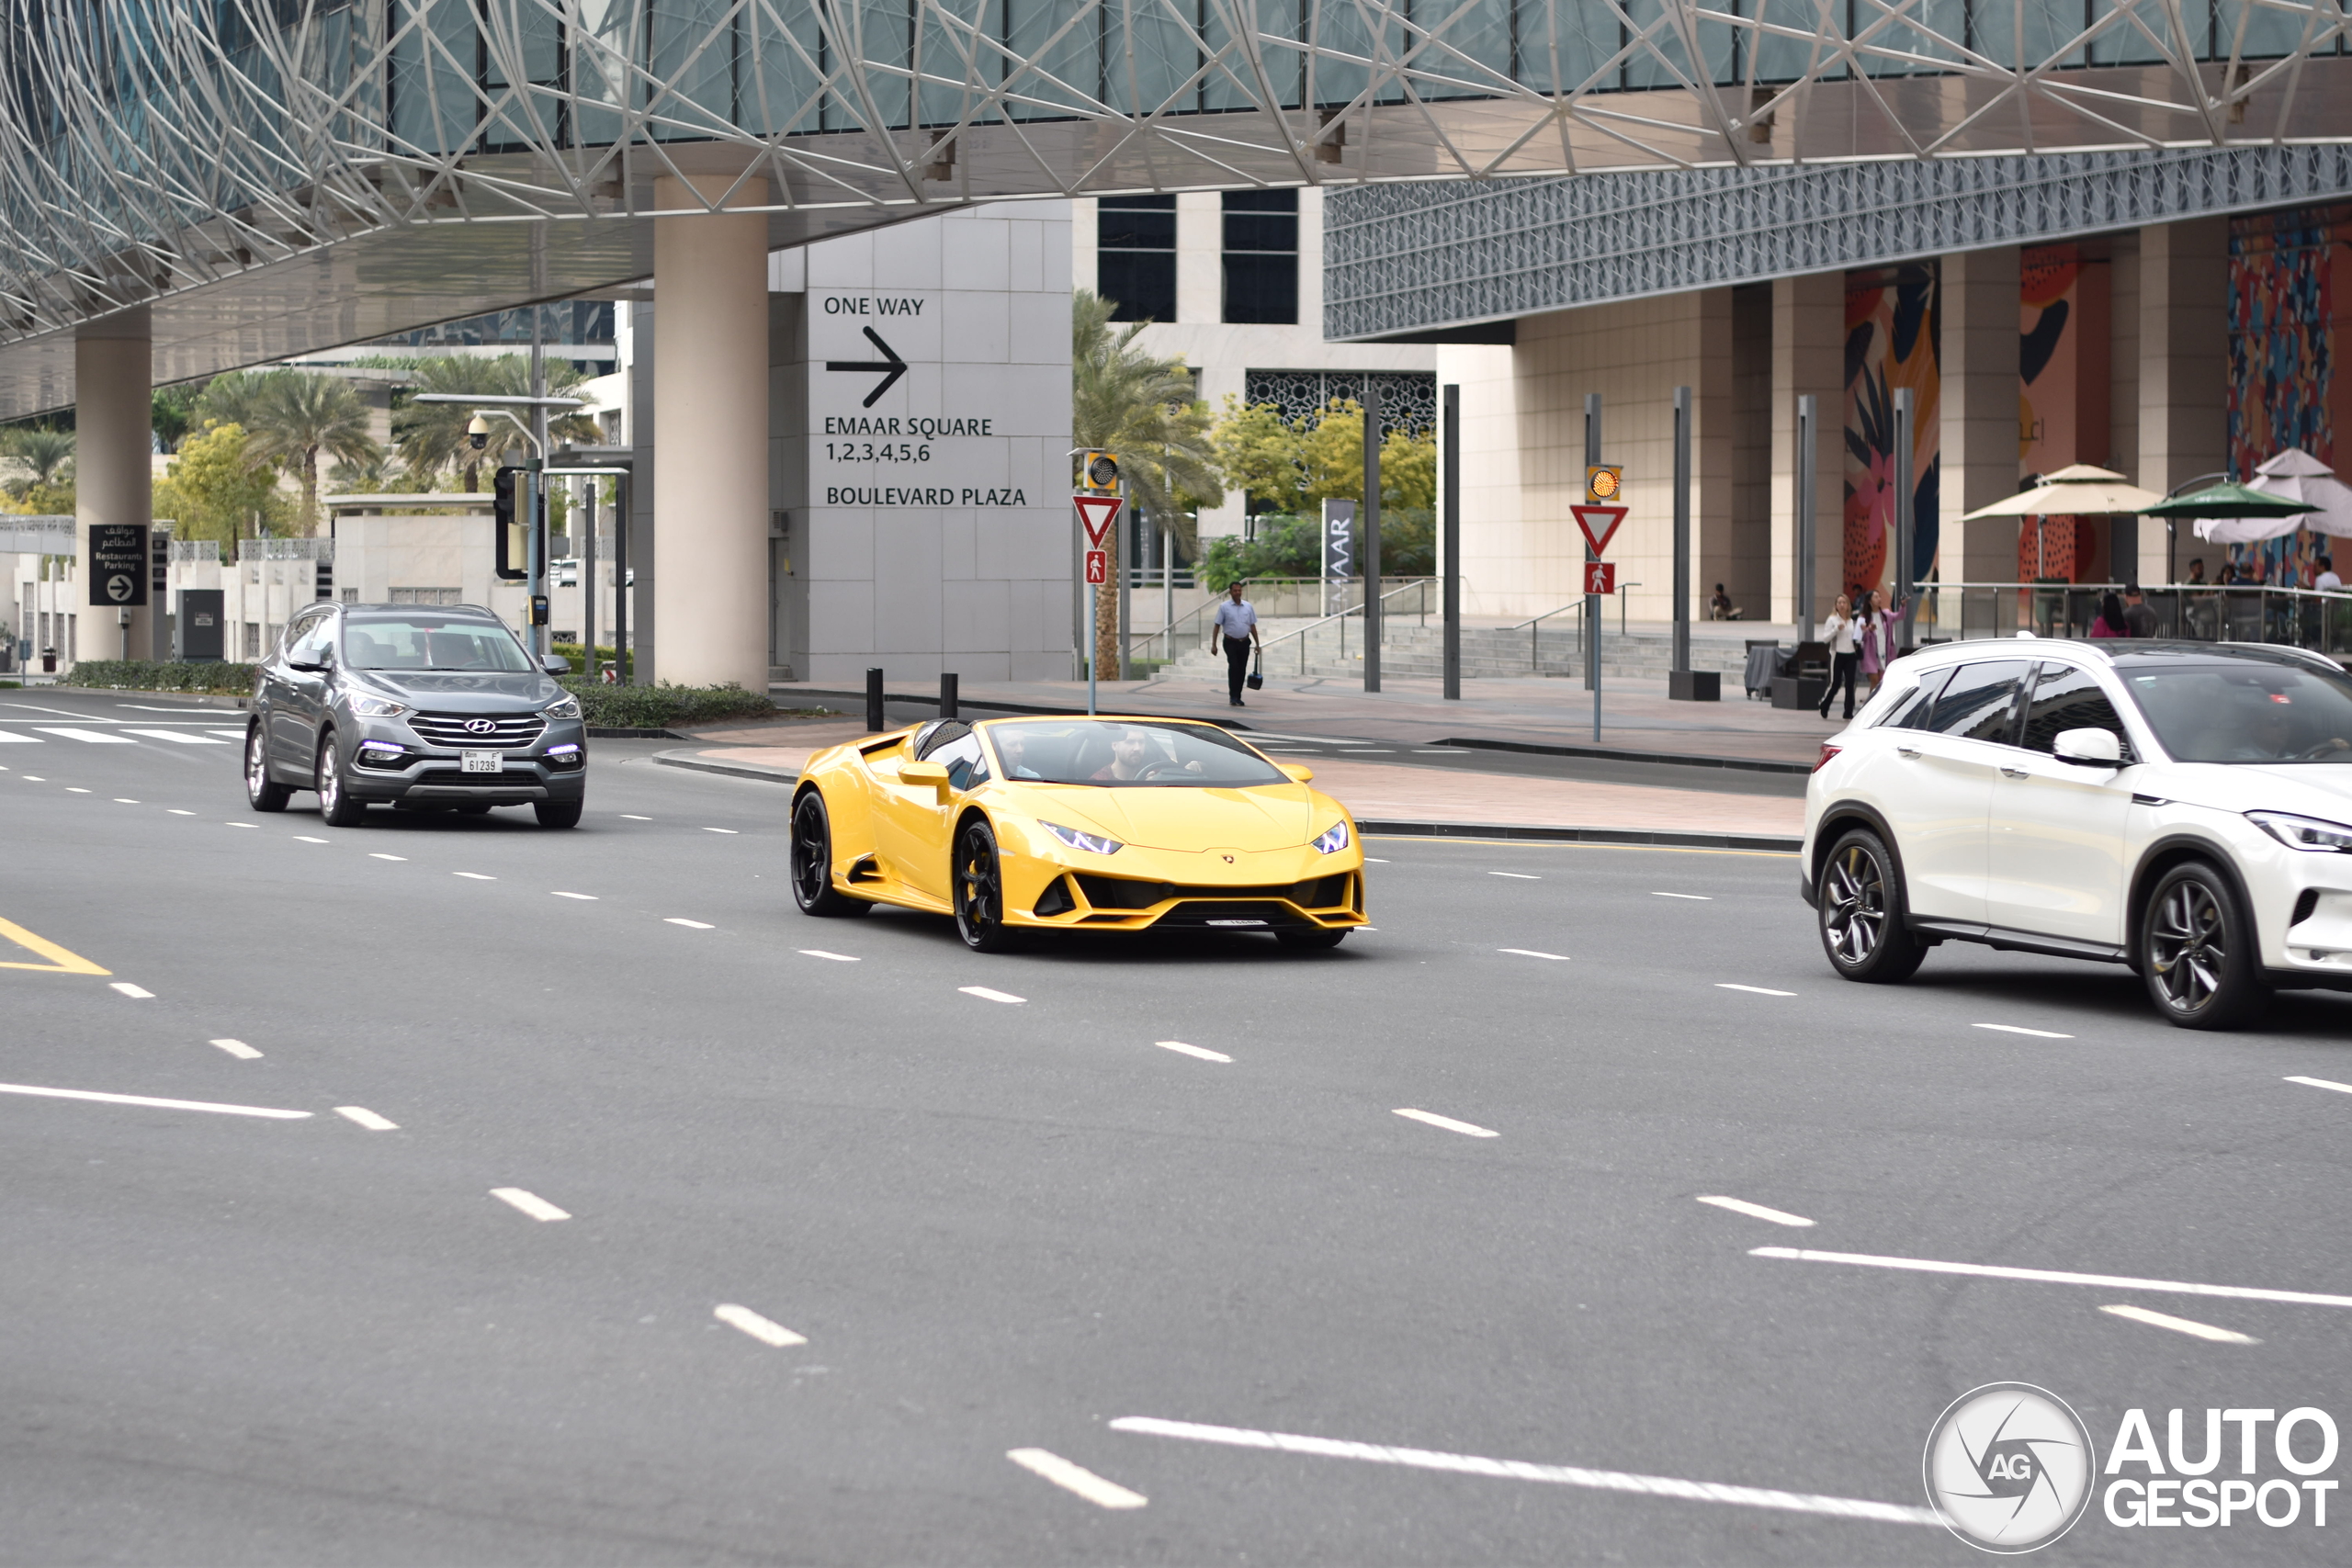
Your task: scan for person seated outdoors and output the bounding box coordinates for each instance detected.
[1707,583,1741,621]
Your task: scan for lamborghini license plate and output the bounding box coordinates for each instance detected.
[460,750,501,773]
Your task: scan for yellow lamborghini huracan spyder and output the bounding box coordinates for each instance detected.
[788,716,1366,952]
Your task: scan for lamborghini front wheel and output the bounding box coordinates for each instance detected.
[954,818,1024,953]
[790,790,870,918]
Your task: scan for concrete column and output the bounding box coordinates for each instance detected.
[1175,192,1220,324]
[653,175,771,691]
[2140,218,2229,582]
[1939,246,2022,584]
[74,310,154,667]
[1770,272,1841,626]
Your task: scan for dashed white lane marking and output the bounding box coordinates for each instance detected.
[20,775,44,781]
[65,787,90,793]
[714,1303,808,1347]
[1107,1416,1936,1527]
[168,809,195,816]
[550,891,597,900]
[2100,1303,2259,1345]
[1363,857,1390,863]
[489,1188,571,1222]
[35,728,135,744]
[112,797,139,804]
[1154,1040,1233,1063]
[960,986,1025,1004]
[1751,1246,2352,1309]
[0,1082,309,1120]
[799,950,860,962]
[1654,892,1713,900]
[1498,948,1569,961]
[2285,1075,2352,1095]
[1005,1449,1147,1510]
[1487,871,1541,880]
[334,1106,399,1131]
[702,827,740,834]
[1973,1022,2074,1039]
[124,728,229,745]
[293,835,328,844]
[453,872,495,881]
[665,918,715,929]
[368,853,407,862]
[1698,1194,1816,1228]
[1394,1108,1498,1138]
[108,983,154,999]
[209,1038,263,1060]
[1717,983,1795,997]
[620,814,652,820]
[224,821,254,828]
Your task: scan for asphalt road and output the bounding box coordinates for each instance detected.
[4,687,2348,1565]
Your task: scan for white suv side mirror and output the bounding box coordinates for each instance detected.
[2053,727,2123,766]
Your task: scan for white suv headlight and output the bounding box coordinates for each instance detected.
[541,694,582,719]
[1040,820,1122,855]
[2248,810,2352,852]
[350,694,408,717]
[1312,820,1351,854]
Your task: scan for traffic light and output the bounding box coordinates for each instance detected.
[1078,450,1119,492]
[494,466,527,581]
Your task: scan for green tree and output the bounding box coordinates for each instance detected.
[1,423,75,501]
[153,385,203,453]
[1211,396,1436,514]
[241,372,380,534]
[153,423,288,547]
[390,355,603,492]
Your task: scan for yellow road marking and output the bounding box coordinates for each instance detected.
[0,915,111,976]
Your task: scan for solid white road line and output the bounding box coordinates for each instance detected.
[334,1106,399,1131]
[1488,871,1541,880]
[1394,1108,1498,1138]
[1154,1040,1233,1063]
[453,872,495,881]
[798,949,861,962]
[1973,1023,2075,1039]
[489,1188,571,1222]
[20,775,43,780]
[1717,983,1795,997]
[2100,1303,2259,1345]
[35,728,135,744]
[293,835,328,844]
[209,1038,263,1060]
[702,827,740,834]
[1107,1416,1936,1527]
[108,983,154,999]
[1698,1194,1816,1228]
[550,891,597,900]
[960,986,1025,1004]
[1751,1246,2352,1309]
[124,728,229,745]
[2286,1075,2352,1095]
[665,918,715,929]
[714,1303,808,1347]
[0,1082,309,1119]
[1654,892,1713,900]
[1498,948,1570,961]
[168,809,195,816]
[205,729,246,739]
[0,702,109,717]
[369,853,407,862]
[1005,1449,1148,1510]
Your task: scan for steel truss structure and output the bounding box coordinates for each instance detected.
[1,2,2349,412]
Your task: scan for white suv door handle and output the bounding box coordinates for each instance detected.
[2000,766,2028,779]
[1896,745,1921,759]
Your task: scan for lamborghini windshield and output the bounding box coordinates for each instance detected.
[986,720,1288,786]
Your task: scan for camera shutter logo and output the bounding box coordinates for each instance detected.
[1923,1382,2094,1552]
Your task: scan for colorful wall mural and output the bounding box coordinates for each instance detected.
[1844,264,1940,600]
[2016,244,2111,582]
[2227,204,2351,583]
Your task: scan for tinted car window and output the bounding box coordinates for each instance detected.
[345,615,532,672]
[2021,663,2134,760]
[2125,665,2352,762]
[912,719,974,760]
[1927,660,2029,742]
[287,612,334,664]
[930,732,989,791]
[1880,665,1955,729]
[985,720,1288,786]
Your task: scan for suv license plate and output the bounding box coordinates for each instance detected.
[461,750,501,773]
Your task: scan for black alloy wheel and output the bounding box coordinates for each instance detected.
[789,791,868,917]
[953,818,1023,953]
[245,724,290,812]
[1816,827,1926,983]
[2141,862,2267,1030]
[316,731,367,827]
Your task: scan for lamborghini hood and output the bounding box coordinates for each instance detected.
[1028,784,1329,852]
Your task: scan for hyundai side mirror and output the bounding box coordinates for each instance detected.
[541,654,572,675]
[2053,727,2123,767]
[287,653,328,673]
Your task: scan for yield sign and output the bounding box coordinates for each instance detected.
[1571,503,1628,558]
[1074,493,1124,546]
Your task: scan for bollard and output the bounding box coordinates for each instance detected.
[940,671,959,720]
[865,667,885,732]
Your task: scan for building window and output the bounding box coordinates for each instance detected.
[1222,191,1298,325]
[1097,195,1176,322]
[244,622,260,659]
[389,587,463,605]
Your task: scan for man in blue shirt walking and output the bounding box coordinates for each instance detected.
[1211,581,1261,707]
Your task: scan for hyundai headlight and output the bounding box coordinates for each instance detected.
[1040,820,1122,855]
[350,694,408,717]
[1312,820,1351,854]
[2249,810,2352,852]
[541,693,583,719]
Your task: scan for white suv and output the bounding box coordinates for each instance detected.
[1803,638,2352,1028]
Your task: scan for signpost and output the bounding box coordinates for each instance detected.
[1577,445,1625,744]
[1075,456,1122,716]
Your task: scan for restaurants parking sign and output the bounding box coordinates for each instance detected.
[89,523,148,607]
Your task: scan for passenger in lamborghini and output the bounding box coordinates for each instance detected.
[990,720,1286,787]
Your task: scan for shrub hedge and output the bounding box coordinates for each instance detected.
[560,678,778,730]
[62,660,259,695]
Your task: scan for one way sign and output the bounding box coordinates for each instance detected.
[824,326,909,408]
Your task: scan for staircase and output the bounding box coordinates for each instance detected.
[1165,622,1761,683]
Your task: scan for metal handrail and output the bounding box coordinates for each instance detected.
[1258,579,1437,675]
[1903,579,2352,657]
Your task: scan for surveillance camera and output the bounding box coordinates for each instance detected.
[467,413,491,450]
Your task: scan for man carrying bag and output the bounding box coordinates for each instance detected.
[1212,581,1261,708]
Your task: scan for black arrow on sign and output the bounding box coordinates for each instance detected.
[825,326,909,408]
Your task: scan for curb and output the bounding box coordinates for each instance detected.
[650,750,1802,852]
[771,686,1249,729]
[34,684,251,709]
[1435,736,1816,775]
[589,727,706,740]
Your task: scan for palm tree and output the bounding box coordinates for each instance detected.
[241,372,380,534]
[390,355,604,492]
[1071,290,1225,674]
[0,423,75,496]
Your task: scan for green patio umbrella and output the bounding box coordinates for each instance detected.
[2140,480,2322,523]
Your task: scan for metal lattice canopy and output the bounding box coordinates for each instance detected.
[3,1,2349,415]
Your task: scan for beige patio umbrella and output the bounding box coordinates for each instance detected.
[1959,464,2168,520]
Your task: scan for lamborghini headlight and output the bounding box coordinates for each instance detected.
[1040,820,1122,856]
[1312,819,1351,854]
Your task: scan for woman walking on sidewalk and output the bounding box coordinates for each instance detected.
[1857,590,1908,696]
[1816,593,1860,719]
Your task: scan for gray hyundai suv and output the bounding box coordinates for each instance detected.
[245,603,588,828]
